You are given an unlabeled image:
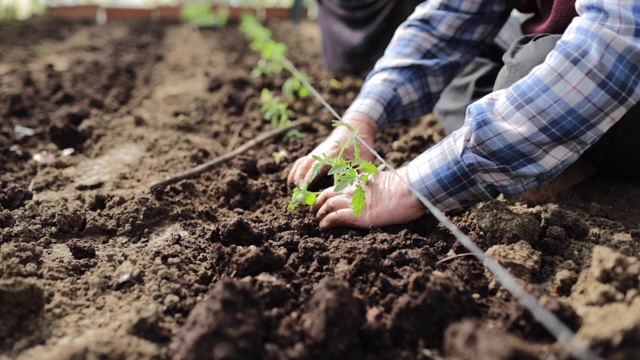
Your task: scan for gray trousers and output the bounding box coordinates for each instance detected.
[435,33,640,179]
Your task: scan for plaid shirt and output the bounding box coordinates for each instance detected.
[345,0,640,211]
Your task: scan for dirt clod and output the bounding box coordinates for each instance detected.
[67,238,96,259]
[389,271,474,347]
[444,319,538,360]
[302,278,364,357]
[474,201,540,245]
[172,280,264,360]
[0,177,33,210]
[0,278,45,339]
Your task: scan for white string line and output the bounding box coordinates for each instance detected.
[281,57,603,360]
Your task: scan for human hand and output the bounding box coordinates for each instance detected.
[287,112,379,186]
[311,168,426,229]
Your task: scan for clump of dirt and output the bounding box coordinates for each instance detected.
[570,246,640,357]
[0,176,32,210]
[172,280,265,360]
[302,278,364,358]
[474,201,541,246]
[389,271,475,347]
[485,241,542,291]
[0,278,45,340]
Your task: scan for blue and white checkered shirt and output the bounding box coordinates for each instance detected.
[345,0,640,211]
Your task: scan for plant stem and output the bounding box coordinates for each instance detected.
[150,118,310,192]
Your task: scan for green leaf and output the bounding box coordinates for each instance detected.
[303,191,318,206]
[282,78,297,99]
[288,179,319,211]
[353,137,361,159]
[352,185,366,216]
[332,120,352,132]
[359,161,379,174]
[298,85,311,98]
[334,169,357,191]
[328,163,349,176]
[329,78,342,89]
[272,149,288,165]
[309,162,323,183]
[283,129,305,141]
[334,178,351,192]
[260,88,272,100]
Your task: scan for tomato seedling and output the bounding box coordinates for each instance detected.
[289,121,384,216]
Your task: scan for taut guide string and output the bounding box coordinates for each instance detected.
[281,57,603,360]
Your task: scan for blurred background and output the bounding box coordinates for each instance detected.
[0,0,315,20]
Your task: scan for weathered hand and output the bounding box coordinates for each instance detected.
[287,113,379,186]
[311,168,426,229]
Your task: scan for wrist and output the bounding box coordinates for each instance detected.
[342,112,379,137]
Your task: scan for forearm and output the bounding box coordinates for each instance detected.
[407,0,640,211]
[346,0,511,130]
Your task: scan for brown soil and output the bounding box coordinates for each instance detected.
[1,17,640,360]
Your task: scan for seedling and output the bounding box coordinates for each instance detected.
[260,88,293,128]
[240,14,289,77]
[240,13,270,43]
[240,14,307,139]
[283,129,305,141]
[260,89,305,141]
[282,73,310,99]
[288,179,319,211]
[181,4,229,28]
[329,78,342,89]
[251,40,288,77]
[289,121,385,216]
[272,149,288,165]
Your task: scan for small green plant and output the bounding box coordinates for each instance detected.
[328,78,342,89]
[272,149,288,165]
[283,129,305,141]
[288,179,320,211]
[240,13,270,41]
[240,14,288,77]
[181,4,229,28]
[260,89,293,128]
[289,121,385,216]
[282,73,311,99]
[259,89,306,140]
[251,40,288,77]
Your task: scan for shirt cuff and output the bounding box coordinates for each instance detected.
[344,74,404,130]
[405,130,499,212]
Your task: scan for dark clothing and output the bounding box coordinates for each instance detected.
[513,0,578,34]
[317,0,422,75]
[317,0,578,75]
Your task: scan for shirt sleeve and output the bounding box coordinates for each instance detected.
[344,0,511,129]
[405,0,640,211]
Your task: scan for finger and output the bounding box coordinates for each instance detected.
[315,195,352,222]
[319,208,361,229]
[288,157,314,185]
[287,157,305,184]
[311,186,339,213]
[303,162,324,185]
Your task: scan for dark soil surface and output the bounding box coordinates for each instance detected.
[1,17,640,360]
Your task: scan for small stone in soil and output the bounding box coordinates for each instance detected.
[67,239,97,259]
